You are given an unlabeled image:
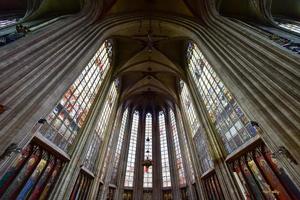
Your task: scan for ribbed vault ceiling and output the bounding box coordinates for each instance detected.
[109,20,191,108]
[2,0,299,108]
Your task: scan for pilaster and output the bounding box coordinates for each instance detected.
[96,102,123,199]
[152,110,163,200]
[164,109,181,200]
[115,106,134,199]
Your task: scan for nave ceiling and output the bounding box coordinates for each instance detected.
[1,0,300,108]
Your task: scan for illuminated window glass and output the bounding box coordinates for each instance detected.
[159,111,172,188]
[180,83,213,173]
[124,111,139,187]
[112,108,129,183]
[193,129,213,172]
[39,40,113,152]
[100,118,118,181]
[278,23,300,34]
[187,43,257,153]
[181,130,196,182]
[0,17,19,28]
[169,109,186,186]
[84,82,118,171]
[143,113,153,188]
[181,84,200,137]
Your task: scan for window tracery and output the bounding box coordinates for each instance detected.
[181,84,199,137]
[39,40,113,152]
[169,109,186,186]
[112,108,129,183]
[187,43,257,153]
[124,111,139,187]
[159,111,172,188]
[84,82,118,171]
[180,84,212,174]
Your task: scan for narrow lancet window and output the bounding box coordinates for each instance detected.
[187,43,257,153]
[40,40,113,152]
[159,111,172,188]
[124,111,139,187]
[180,83,213,173]
[112,108,129,182]
[143,113,153,188]
[181,83,200,137]
[84,82,118,171]
[169,109,186,186]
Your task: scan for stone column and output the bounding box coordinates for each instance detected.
[133,109,145,200]
[174,104,207,200]
[152,109,163,200]
[194,11,300,186]
[115,106,133,199]
[164,109,181,200]
[0,15,108,155]
[50,69,114,199]
[185,77,241,200]
[95,103,123,199]
[173,106,196,200]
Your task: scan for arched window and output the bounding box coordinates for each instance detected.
[112,108,129,183]
[124,111,139,187]
[159,111,172,188]
[84,81,118,171]
[40,40,113,152]
[187,43,257,153]
[180,82,200,137]
[180,82,213,173]
[143,113,153,188]
[169,109,186,186]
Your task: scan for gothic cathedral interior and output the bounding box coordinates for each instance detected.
[0,0,300,199]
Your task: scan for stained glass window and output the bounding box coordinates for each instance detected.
[181,83,200,137]
[100,117,119,181]
[159,111,172,188]
[169,109,186,186]
[39,40,113,152]
[180,83,213,173]
[182,131,196,182]
[84,82,118,171]
[278,23,300,34]
[112,108,129,183]
[193,129,213,172]
[187,43,257,153]
[143,113,153,188]
[124,111,139,187]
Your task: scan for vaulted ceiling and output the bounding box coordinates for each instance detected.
[105,0,195,108]
[109,21,191,108]
[2,0,299,109]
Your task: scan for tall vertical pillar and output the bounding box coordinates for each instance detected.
[134,109,145,200]
[173,106,196,200]
[175,105,207,200]
[164,108,181,200]
[115,106,133,199]
[186,78,241,200]
[153,109,163,200]
[97,103,124,199]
